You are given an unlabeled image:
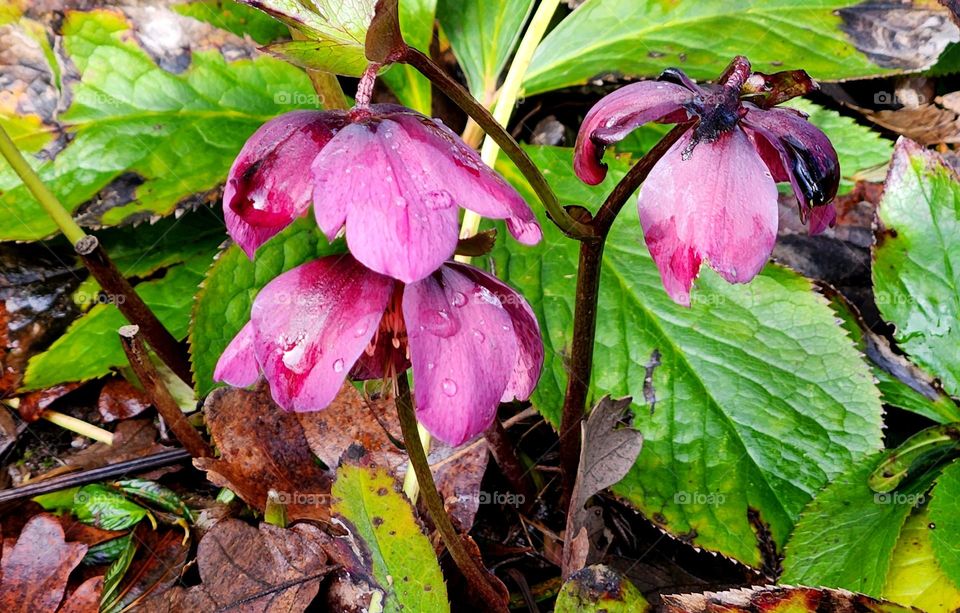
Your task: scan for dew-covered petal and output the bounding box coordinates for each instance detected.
[312,118,461,283]
[742,105,839,214]
[225,110,346,258]
[574,81,696,185]
[447,263,543,402]
[214,321,259,387]
[637,127,779,306]
[251,255,394,411]
[403,266,518,445]
[385,109,542,245]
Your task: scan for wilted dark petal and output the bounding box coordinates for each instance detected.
[638,128,779,306]
[403,266,519,445]
[214,321,260,387]
[808,203,837,235]
[447,263,543,402]
[250,256,395,412]
[385,110,542,245]
[742,69,817,109]
[311,117,460,283]
[742,106,840,215]
[574,81,696,185]
[224,110,346,258]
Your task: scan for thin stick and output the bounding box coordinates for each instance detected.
[395,373,507,610]
[119,325,212,458]
[0,125,193,385]
[401,47,594,241]
[41,410,114,445]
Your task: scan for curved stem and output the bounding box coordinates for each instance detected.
[401,47,595,241]
[395,373,506,609]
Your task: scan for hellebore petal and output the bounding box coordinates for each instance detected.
[807,202,837,235]
[638,128,779,306]
[448,262,543,402]
[403,266,519,445]
[742,69,818,109]
[250,256,395,411]
[214,321,260,387]
[224,110,345,258]
[386,111,543,245]
[742,105,840,217]
[311,115,461,283]
[574,81,696,185]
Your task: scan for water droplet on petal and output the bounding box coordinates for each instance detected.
[333,358,344,373]
[472,329,485,343]
[442,379,458,396]
[424,190,454,210]
[451,292,467,307]
[427,362,435,370]
[354,324,368,337]
[394,196,406,208]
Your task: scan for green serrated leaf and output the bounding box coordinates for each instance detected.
[437,0,535,99]
[523,0,954,96]
[189,218,342,397]
[0,8,315,241]
[873,139,960,397]
[173,0,288,44]
[23,257,210,390]
[83,536,131,566]
[928,459,960,588]
[74,485,150,531]
[782,454,933,595]
[100,534,138,607]
[332,464,449,613]
[884,506,960,612]
[491,146,883,567]
[115,478,194,523]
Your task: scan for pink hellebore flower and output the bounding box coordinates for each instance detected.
[214,254,544,446]
[574,57,840,306]
[224,105,542,283]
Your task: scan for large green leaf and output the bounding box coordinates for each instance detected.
[437,0,535,99]
[928,459,960,588]
[490,146,883,566]
[883,506,960,612]
[190,219,342,397]
[332,464,449,613]
[381,0,437,113]
[22,257,209,390]
[173,0,289,43]
[0,8,314,241]
[873,139,960,397]
[523,0,955,95]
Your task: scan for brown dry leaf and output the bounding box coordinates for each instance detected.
[148,519,332,612]
[861,101,960,145]
[838,2,958,71]
[661,585,920,612]
[298,384,488,530]
[562,396,643,578]
[17,382,82,422]
[197,383,334,521]
[0,513,87,613]
[58,577,103,613]
[66,419,169,471]
[98,379,151,422]
[101,526,189,612]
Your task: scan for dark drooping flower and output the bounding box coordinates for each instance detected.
[214,254,544,446]
[574,56,840,305]
[224,105,541,283]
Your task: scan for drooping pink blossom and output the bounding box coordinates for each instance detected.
[214,254,543,446]
[574,56,840,305]
[224,105,541,282]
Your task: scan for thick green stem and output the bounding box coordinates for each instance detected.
[0,127,85,244]
[395,374,507,610]
[402,47,594,241]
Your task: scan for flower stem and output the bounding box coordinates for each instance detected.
[0,125,194,385]
[558,124,690,504]
[401,422,431,501]
[40,410,114,445]
[401,47,594,241]
[395,373,507,609]
[461,0,561,239]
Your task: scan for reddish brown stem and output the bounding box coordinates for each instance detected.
[119,325,211,458]
[78,236,193,386]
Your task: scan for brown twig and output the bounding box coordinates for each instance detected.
[484,416,535,511]
[395,373,507,610]
[79,237,193,385]
[119,325,212,458]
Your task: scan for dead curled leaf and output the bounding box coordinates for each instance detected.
[561,396,643,579]
[66,419,170,471]
[661,585,921,613]
[199,382,487,528]
[17,383,82,422]
[98,379,151,422]
[101,526,189,612]
[0,513,88,613]
[143,519,333,612]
